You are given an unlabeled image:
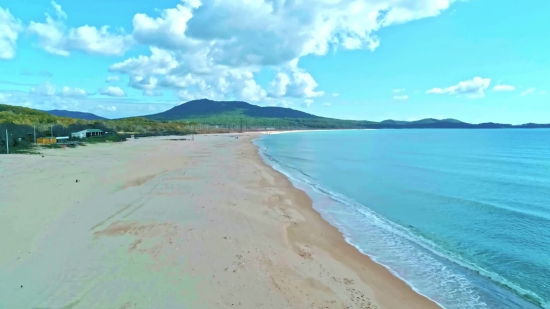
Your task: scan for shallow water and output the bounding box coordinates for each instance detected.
[256,129,550,309]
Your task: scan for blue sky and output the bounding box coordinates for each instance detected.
[0,0,548,124]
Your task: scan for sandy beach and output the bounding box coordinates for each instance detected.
[0,134,439,309]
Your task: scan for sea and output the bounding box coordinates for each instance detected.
[254,129,550,309]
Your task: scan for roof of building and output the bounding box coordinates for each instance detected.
[72,129,104,134]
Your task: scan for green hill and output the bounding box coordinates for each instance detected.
[140,99,487,129]
[141,99,377,129]
[145,99,321,120]
[44,109,108,120]
[0,104,197,144]
[2,100,550,138]
[0,104,86,126]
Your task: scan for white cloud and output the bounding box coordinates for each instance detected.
[30,82,56,96]
[427,77,491,98]
[129,75,158,91]
[27,1,133,56]
[332,93,340,97]
[0,92,11,102]
[268,67,324,98]
[29,82,89,98]
[60,86,87,97]
[50,1,67,19]
[239,77,267,102]
[493,84,515,92]
[99,86,126,97]
[176,90,206,101]
[132,0,453,66]
[98,105,117,111]
[0,7,23,59]
[323,103,331,107]
[106,75,121,83]
[393,95,409,100]
[108,0,456,102]
[392,88,405,93]
[4,0,459,106]
[109,47,178,76]
[303,99,314,107]
[270,100,293,108]
[143,90,163,97]
[520,88,535,96]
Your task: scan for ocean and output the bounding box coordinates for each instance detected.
[255,129,550,309]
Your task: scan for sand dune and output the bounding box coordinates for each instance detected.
[0,134,438,309]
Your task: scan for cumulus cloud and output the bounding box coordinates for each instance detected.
[0,7,23,59]
[27,1,133,56]
[128,75,158,91]
[132,0,453,66]
[99,86,126,97]
[270,100,293,108]
[427,77,491,98]
[239,77,267,102]
[106,75,120,83]
[107,0,457,102]
[393,95,409,100]
[109,47,177,76]
[520,88,535,96]
[60,86,88,97]
[303,99,314,107]
[0,92,11,103]
[10,0,457,103]
[30,82,56,96]
[392,88,405,93]
[268,68,324,98]
[98,105,117,111]
[143,90,163,97]
[493,84,515,92]
[29,82,89,98]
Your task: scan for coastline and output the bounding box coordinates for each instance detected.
[248,133,441,309]
[0,133,439,308]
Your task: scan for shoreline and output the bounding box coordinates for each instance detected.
[247,134,441,308]
[0,133,439,308]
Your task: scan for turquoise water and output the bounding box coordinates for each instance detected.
[255,129,550,309]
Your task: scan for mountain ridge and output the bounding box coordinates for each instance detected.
[2,101,550,129]
[45,109,107,120]
[144,98,322,120]
[138,99,549,129]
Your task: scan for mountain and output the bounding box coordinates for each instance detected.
[144,99,322,121]
[140,99,550,129]
[45,110,107,120]
[3,101,550,130]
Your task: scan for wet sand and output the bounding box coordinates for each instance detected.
[0,134,439,308]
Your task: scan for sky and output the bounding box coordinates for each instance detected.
[0,0,548,124]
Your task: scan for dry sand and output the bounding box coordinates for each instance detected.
[0,134,439,309]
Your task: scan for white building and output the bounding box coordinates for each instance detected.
[71,129,104,138]
[71,130,87,138]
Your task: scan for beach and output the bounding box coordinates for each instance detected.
[0,133,439,309]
